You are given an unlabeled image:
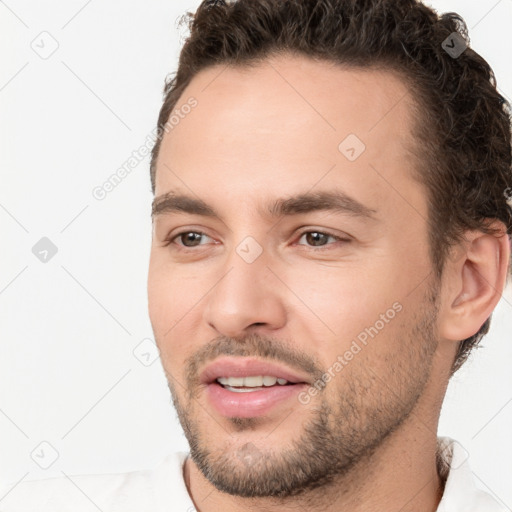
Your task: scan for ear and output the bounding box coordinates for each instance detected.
[438,222,510,342]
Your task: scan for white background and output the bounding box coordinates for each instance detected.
[1,0,511,508]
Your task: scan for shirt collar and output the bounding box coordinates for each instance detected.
[435,436,507,511]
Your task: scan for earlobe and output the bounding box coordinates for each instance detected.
[439,224,510,342]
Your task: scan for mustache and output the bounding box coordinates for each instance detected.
[185,332,324,388]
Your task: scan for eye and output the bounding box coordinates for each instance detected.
[296,230,347,250]
[165,230,213,249]
[163,229,349,252]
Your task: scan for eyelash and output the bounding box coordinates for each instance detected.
[163,229,349,252]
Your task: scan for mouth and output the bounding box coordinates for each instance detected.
[200,357,310,418]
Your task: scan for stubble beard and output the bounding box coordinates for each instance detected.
[165,289,439,499]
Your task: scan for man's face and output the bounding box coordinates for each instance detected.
[148,55,441,497]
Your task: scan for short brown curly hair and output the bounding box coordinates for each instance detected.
[150,0,512,375]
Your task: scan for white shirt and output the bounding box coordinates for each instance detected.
[0,437,506,512]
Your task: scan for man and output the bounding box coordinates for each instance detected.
[3,0,511,510]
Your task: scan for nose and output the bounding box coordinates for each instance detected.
[202,245,287,339]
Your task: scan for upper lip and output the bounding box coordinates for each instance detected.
[200,357,311,385]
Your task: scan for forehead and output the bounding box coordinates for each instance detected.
[163,54,415,139]
[155,53,421,216]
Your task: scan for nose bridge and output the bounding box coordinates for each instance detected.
[212,233,271,308]
[203,231,286,335]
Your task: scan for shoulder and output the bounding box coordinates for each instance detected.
[0,452,192,512]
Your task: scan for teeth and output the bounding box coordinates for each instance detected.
[262,376,277,386]
[245,376,265,387]
[224,385,261,393]
[217,376,289,387]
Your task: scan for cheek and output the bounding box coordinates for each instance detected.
[318,303,421,403]
[148,253,200,322]
[284,262,400,341]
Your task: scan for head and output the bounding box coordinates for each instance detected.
[147,0,511,500]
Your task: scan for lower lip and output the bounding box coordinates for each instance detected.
[206,382,306,418]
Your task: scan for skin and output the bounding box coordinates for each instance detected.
[147,54,510,512]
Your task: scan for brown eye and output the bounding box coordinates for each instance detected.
[304,232,330,246]
[165,231,213,249]
[297,230,342,248]
[178,232,204,247]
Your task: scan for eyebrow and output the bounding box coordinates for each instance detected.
[151,189,377,221]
